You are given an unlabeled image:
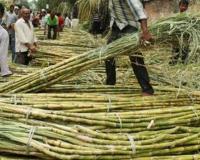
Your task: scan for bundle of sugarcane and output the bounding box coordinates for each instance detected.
[0,91,199,133]
[136,43,200,91]
[37,28,101,48]
[0,89,193,110]
[57,65,141,87]
[42,84,141,93]
[38,38,97,48]
[0,64,39,84]
[1,13,200,93]
[32,45,94,66]
[1,118,200,160]
[33,28,104,66]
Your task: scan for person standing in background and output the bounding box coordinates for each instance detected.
[40,9,46,29]
[6,4,17,62]
[0,3,12,77]
[47,11,58,39]
[44,9,50,35]
[64,13,71,28]
[169,0,190,65]
[71,4,79,30]
[57,12,64,32]
[15,8,38,65]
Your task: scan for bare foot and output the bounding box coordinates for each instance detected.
[142,92,154,97]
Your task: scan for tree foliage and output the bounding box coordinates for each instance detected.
[18,0,30,8]
[34,0,76,12]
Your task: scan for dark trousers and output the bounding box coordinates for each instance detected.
[48,25,57,40]
[15,51,31,65]
[9,33,16,62]
[91,21,101,35]
[170,47,189,65]
[105,24,154,94]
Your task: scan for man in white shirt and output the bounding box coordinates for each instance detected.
[40,9,46,29]
[44,10,50,35]
[15,8,37,65]
[64,14,71,28]
[0,3,12,77]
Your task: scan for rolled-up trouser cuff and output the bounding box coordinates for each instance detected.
[142,85,154,95]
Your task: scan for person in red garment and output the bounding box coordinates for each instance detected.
[57,13,64,32]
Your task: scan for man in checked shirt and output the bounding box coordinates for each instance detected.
[105,0,154,96]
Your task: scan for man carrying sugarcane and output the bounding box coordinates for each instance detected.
[169,0,190,65]
[104,0,154,96]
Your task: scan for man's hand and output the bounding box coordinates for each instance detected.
[140,30,154,45]
[140,19,154,46]
[33,42,38,47]
[30,45,37,53]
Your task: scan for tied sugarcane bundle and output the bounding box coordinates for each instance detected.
[33,29,103,66]
[0,91,200,133]
[0,13,200,93]
[1,119,200,160]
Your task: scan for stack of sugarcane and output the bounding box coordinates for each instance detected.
[1,13,200,93]
[37,30,100,49]
[0,64,39,83]
[145,44,200,91]
[1,88,200,159]
[32,29,103,66]
[42,84,141,93]
[0,91,199,133]
[1,117,200,159]
[120,42,200,91]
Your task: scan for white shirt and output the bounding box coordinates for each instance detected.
[109,0,147,30]
[40,16,46,28]
[44,14,50,24]
[0,25,12,76]
[0,25,9,52]
[15,18,37,53]
[65,17,71,27]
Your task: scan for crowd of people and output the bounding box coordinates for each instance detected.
[0,0,190,96]
[0,3,75,77]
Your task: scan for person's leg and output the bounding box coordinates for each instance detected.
[9,34,12,50]
[169,47,180,65]
[15,52,26,65]
[129,53,154,95]
[11,33,16,62]
[104,24,119,85]
[48,25,51,39]
[53,25,57,39]
[181,47,189,64]
[105,57,116,85]
[24,51,31,65]
[119,26,154,95]
[57,25,60,38]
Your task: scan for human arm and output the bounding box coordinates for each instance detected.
[128,0,153,43]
